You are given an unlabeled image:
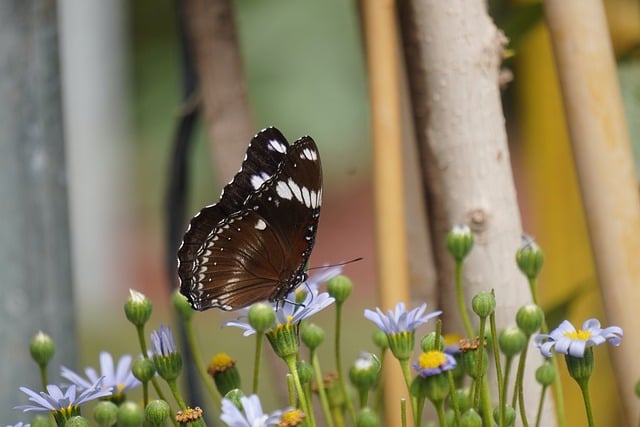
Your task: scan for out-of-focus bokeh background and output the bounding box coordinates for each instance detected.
[10,0,640,424]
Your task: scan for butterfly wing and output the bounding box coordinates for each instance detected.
[178,129,322,311]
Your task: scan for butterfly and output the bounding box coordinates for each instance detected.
[177,127,323,311]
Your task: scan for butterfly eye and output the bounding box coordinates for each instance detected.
[177,127,322,311]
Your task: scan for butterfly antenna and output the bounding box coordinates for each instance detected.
[306,257,363,271]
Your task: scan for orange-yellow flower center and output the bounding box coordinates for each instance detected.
[418,351,447,369]
[564,329,592,341]
[279,408,306,426]
[210,352,235,371]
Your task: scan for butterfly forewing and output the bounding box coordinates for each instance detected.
[177,127,322,311]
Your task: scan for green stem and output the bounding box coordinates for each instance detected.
[167,378,187,410]
[434,400,447,427]
[253,331,264,394]
[447,370,462,426]
[401,398,407,427]
[311,350,335,427]
[286,355,315,427]
[535,385,548,427]
[38,364,47,391]
[473,317,487,411]
[142,381,149,407]
[514,338,530,427]
[335,302,357,424]
[398,358,418,424]
[529,277,566,427]
[455,261,474,337]
[577,377,595,427]
[415,395,425,426]
[490,312,506,427]
[183,318,220,405]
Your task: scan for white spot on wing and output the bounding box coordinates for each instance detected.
[250,172,271,189]
[255,219,266,230]
[301,147,317,160]
[268,138,287,153]
[276,181,293,200]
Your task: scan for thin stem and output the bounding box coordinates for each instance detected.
[253,331,264,394]
[415,395,425,426]
[535,385,548,427]
[286,355,315,427]
[577,377,595,427]
[401,398,407,427]
[455,261,474,337]
[183,317,220,404]
[334,302,357,423]
[398,358,418,424]
[434,400,447,427]
[514,339,530,427]
[311,350,335,427]
[38,364,47,391]
[167,378,187,410]
[447,370,462,425]
[473,317,487,411]
[490,312,505,427]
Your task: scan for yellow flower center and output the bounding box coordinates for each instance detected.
[564,329,591,341]
[279,408,306,426]
[209,352,235,373]
[418,351,447,369]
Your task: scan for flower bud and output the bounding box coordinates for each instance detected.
[30,331,55,367]
[93,401,118,426]
[498,326,527,357]
[117,401,144,427]
[493,405,516,426]
[356,407,380,427]
[248,302,275,333]
[297,360,313,385]
[223,389,244,407]
[208,353,241,396]
[327,275,353,304]
[446,224,474,262]
[145,400,171,426]
[349,352,381,391]
[516,235,544,280]
[451,389,471,413]
[372,329,388,350]
[420,332,445,352]
[132,357,156,383]
[172,290,194,322]
[410,372,450,403]
[66,417,89,427]
[301,323,325,351]
[535,362,556,386]
[471,291,496,318]
[515,304,544,336]
[460,409,482,427]
[124,289,152,328]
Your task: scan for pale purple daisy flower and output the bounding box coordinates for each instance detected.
[15,377,111,418]
[61,351,140,397]
[220,394,282,427]
[6,423,30,427]
[413,350,457,377]
[534,318,623,358]
[150,325,177,357]
[364,302,441,334]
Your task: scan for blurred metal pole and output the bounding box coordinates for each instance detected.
[0,0,76,412]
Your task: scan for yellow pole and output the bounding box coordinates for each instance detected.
[360,1,411,425]
[544,1,640,423]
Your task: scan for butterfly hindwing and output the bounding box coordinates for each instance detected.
[177,128,322,311]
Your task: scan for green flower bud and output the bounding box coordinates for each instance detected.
[223,389,245,407]
[349,352,381,391]
[460,409,482,427]
[535,361,556,386]
[410,373,450,403]
[145,400,171,426]
[471,291,496,318]
[516,235,544,280]
[266,323,299,360]
[172,290,194,322]
[153,352,182,382]
[66,416,89,427]
[565,347,594,381]
[516,304,544,336]
[124,289,152,327]
[327,275,353,304]
[372,329,389,350]
[30,331,55,367]
[248,302,275,333]
[356,407,380,427]
[498,326,527,357]
[459,343,488,379]
[93,400,118,426]
[131,357,156,383]
[297,360,313,385]
[420,332,445,352]
[116,401,144,427]
[208,353,241,396]
[301,323,325,350]
[446,224,474,262]
[493,405,516,426]
[450,389,471,413]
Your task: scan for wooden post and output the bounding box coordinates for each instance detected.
[0,0,76,411]
[544,1,640,423]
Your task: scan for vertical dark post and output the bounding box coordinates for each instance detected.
[0,0,76,411]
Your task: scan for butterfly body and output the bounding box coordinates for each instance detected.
[178,127,322,311]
